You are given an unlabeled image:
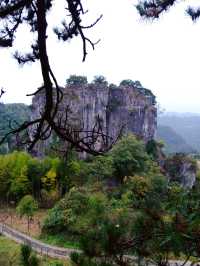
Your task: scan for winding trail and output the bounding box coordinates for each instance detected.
[0,223,79,259]
[0,223,198,266]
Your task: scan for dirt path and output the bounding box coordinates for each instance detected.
[0,223,198,266]
[0,223,79,259]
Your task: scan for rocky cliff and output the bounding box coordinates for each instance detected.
[31,83,157,156]
[164,154,197,189]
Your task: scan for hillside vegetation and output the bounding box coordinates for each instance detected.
[0,103,30,153]
[0,134,199,266]
[0,236,70,266]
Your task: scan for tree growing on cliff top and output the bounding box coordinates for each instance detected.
[92,75,108,86]
[66,75,88,86]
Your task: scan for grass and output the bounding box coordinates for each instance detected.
[0,235,71,266]
[0,235,20,266]
[40,234,80,250]
[0,207,80,250]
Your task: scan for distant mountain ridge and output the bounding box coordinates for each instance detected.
[158,112,200,153]
[160,112,200,117]
[157,125,195,154]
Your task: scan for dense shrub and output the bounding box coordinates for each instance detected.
[92,75,108,86]
[17,195,38,233]
[20,245,39,266]
[66,75,88,86]
[109,134,150,181]
[120,79,136,87]
[41,134,200,266]
[0,151,69,203]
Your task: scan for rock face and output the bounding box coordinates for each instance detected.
[31,84,157,156]
[164,154,197,189]
[180,161,196,188]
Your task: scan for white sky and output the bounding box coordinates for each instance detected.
[1,0,200,113]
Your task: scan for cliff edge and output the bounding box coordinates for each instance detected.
[31,82,157,156]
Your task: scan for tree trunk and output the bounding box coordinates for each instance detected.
[27,216,30,235]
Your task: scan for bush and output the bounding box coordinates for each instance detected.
[109,83,118,90]
[20,245,39,266]
[0,151,64,203]
[43,187,89,233]
[49,262,64,266]
[28,254,39,266]
[86,156,114,181]
[109,134,150,181]
[17,195,38,233]
[66,75,88,86]
[120,79,135,87]
[92,75,108,86]
[20,245,32,266]
[70,252,80,264]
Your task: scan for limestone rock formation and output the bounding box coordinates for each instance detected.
[30,83,157,156]
[164,154,197,189]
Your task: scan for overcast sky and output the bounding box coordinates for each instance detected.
[1,0,200,113]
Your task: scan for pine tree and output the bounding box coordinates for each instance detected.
[136,0,200,21]
[0,1,106,156]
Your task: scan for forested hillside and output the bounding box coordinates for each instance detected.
[0,103,30,153]
[158,113,200,154]
[157,125,195,154]
[0,135,198,266]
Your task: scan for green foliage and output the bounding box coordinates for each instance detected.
[66,75,88,86]
[0,236,20,266]
[28,255,39,266]
[10,165,31,200]
[92,75,108,86]
[86,156,114,181]
[119,79,156,104]
[1,132,200,266]
[20,245,39,266]
[42,138,200,265]
[42,169,57,191]
[109,134,150,181]
[134,80,142,88]
[120,79,136,87]
[70,252,80,264]
[49,262,64,266]
[0,151,32,200]
[17,195,38,218]
[17,195,38,233]
[0,151,68,203]
[0,103,30,154]
[146,139,162,160]
[43,187,89,233]
[0,236,67,266]
[20,245,31,266]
